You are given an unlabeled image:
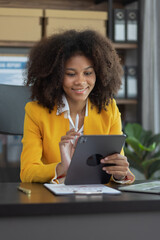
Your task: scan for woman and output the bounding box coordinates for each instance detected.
[20,29,135,184]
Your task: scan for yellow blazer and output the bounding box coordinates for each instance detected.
[20,99,124,183]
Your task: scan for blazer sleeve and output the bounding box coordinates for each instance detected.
[20,103,57,183]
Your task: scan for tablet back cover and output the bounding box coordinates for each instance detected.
[65,135,125,185]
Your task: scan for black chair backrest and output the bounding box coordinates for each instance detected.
[0,84,31,135]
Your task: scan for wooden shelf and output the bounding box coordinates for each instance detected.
[116,99,138,104]
[113,43,138,49]
[0,0,108,11]
[0,42,138,49]
[0,41,36,48]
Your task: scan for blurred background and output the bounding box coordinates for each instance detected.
[0,0,159,182]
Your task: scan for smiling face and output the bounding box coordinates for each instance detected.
[63,54,96,105]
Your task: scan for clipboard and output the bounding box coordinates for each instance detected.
[65,134,126,185]
[44,183,121,196]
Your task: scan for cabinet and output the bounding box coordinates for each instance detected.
[0,0,142,182]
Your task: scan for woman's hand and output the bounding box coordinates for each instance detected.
[100,153,129,181]
[57,129,81,177]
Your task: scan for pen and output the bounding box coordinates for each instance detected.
[73,114,79,146]
[75,114,79,132]
[17,186,31,195]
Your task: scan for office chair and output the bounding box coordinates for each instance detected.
[0,84,31,135]
[0,84,31,182]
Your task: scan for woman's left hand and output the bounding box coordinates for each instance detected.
[100,153,129,181]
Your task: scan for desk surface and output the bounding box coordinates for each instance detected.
[1,181,160,217]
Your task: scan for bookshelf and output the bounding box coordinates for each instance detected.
[107,0,141,126]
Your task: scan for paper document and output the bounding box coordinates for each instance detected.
[44,183,121,195]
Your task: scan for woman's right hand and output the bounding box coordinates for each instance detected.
[56,129,80,177]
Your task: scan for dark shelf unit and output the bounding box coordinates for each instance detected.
[107,0,142,124]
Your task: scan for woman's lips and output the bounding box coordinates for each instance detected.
[71,87,89,94]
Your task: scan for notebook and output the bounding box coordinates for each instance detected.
[44,183,121,195]
[119,181,160,194]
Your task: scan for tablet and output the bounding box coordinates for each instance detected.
[65,134,126,185]
[119,181,160,194]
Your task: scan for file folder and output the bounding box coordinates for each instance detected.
[126,66,137,98]
[113,9,126,42]
[117,66,126,98]
[126,9,138,42]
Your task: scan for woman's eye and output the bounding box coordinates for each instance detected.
[66,73,75,77]
[84,72,92,76]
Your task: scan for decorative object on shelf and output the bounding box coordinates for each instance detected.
[124,123,160,179]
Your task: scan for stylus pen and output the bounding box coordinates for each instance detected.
[75,114,79,132]
[17,186,31,195]
[73,114,79,146]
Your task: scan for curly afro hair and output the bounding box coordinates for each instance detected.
[25,29,123,113]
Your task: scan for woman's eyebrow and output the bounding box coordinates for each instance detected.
[85,66,94,70]
[65,68,76,71]
[65,66,94,71]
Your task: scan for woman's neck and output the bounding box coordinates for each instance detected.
[67,98,86,119]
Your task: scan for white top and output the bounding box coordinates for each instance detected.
[56,94,88,133]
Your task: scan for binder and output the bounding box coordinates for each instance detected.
[126,66,137,98]
[117,66,126,98]
[113,9,126,42]
[126,9,138,42]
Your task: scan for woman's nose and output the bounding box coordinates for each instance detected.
[74,74,85,84]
